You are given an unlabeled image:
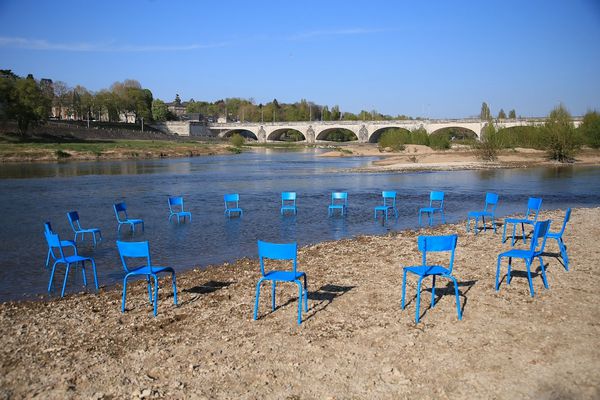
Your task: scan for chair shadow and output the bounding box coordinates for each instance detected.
[405,279,477,322]
[180,280,235,305]
[541,250,568,271]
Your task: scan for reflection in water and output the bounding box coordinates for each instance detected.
[0,149,599,301]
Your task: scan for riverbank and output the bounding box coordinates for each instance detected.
[1,207,598,399]
[320,144,600,172]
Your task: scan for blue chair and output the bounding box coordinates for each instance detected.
[67,211,102,247]
[496,219,551,297]
[418,191,445,226]
[45,231,98,297]
[113,202,144,233]
[224,193,243,218]
[116,240,178,317]
[502,197,542,246]
[280,192,297,215]
[547,208,571,271]
[466,192,499,234]
[44,222,76,268]
[253,241,308,325]
[328,192,348,216]
[401,234,462,323]
[168,196,192,223]
[374,191,398,221]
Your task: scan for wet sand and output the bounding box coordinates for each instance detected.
[1,208,599,399]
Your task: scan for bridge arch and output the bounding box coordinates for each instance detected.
[267,128,306,142]
[316,127,358,142]
[369,127,412,143]
[218,129,259,141]
[430,126,478,141]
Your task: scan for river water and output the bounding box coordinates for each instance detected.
[1,148,599,302]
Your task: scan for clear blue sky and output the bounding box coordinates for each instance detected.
[1,0,599,118]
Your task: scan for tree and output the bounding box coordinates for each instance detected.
[543,104,580,162]
[508,109,516,119]
[497,109,506,119]
[11,74,52,134]
[52,81,71,119]
[322,105,331,121]
[331,105,341,121]
[480,102,491,120]
[152,99,170,121]
[476,122,502,161]
[579,110,600,148]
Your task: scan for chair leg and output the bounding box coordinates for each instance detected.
[91,259,98,290]
[558,238,569,271]
[538,256,549,289]
[415,277,424,323]
[61,263,71,297]
[525,259,535,297]
[146,276,153,303]
[418,211,422,226]
[507,257,512,285]
[482,216,486,233]
[295,280,303,325]
[81,260,87,286]
[495,256,502,291]
[271,281,276,311]
[46,249,52,268]
[48,262,59,292]
[449,276,462,320]
[401,269,408,309]
[171,272,178,305]
[253,279,264,320]
[122,276,129,313]
[152,275,159,316]
[492,216,497,233]
[303,274,308,312]
[511,223,517,246]
[430,275,436,308]
[521,222,527,245]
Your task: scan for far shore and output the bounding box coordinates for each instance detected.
[0,207,598,398]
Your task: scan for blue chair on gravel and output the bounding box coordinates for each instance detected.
[253,241,308,325]
[496,219,551,297]
[44,231,98,297]
[374,191,398,221]
[419,191,445,226]
[116,240,178,317]
[280,192,297,215]
[113,202,144,233]
[44,222,76,268]
[67,211,102,247]
[503,197,542,246]
[224,193,243,218]
[466,192,499,235]
[547,208,571,271]
[168,196,192,223]
[401,234,462,323]
[328,192,348,217]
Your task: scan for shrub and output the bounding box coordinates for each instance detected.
[579,110,600,148]
[428,133,450,150]
[55,149,71,159]
[475,122,501,160]
[543,105,580,162]
[230,133,245,147]
[378,129,407,151]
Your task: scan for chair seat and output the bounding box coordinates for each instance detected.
[374,205,393,211]
[505,217,534,224]
[281,206,296,210]
[468,211,492,218]
[173,211,191,216]
[263,270,305,282]
[499,249,538,259]
[79,227,101,233]
[546,231,561,239]
[226,208,242,213]
[127,265,174,275]
[62,254,94,264]
[420,207,441,213]
[404,265,451,276]
[329,204,345,209]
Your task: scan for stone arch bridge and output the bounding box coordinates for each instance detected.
[207,118,581,143]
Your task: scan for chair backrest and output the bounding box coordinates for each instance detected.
[168,196,184,212]
[417,234,458,273]
[114,202,128,222]
[331,192,348,206]
[429,191,444,209]
[530,219,551,253]
[67,211,82,231]
[525,197,542,221]
[382,191,397,207]
[556,208,571,236]
[483,192,499,213]
[224,193,239,210]
[44,221,53,235]
[257,240,297,276]
[44,231,65,260]
[281,191,296,203]
[116,240,152,273]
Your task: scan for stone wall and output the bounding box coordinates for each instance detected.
[149,122,216,138]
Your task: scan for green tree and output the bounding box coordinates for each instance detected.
[378,128,407,151]
[331,105,341,121]
[497,109,506,119]
[579,110,600,148]
[543,105,580,162]
[230,133,245,147]
[12,74,52,135]
[480,102,491,120]
[508,109,516,119]
[476,122,502,160]
[321,105,331,121]
[152,99,170,121]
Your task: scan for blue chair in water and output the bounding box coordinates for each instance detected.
[168,196,192,223]
[253,241,308,325]
[44,231,98,297]
[503,197,542,246]
[547,208,571,271]
[496,219,552,297]
[401,234,462,323]
[328,192,348,216]
[67,211,102,247]
[419,191,445,226]
[44,222,76,268]
[116,240,178,317]
[280,192,297,215]
[113,202,144,233]
[374,191,399,221]
[466,192,499,235]
[224,193,243,218]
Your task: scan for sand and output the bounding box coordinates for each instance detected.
[1,208,599,399]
